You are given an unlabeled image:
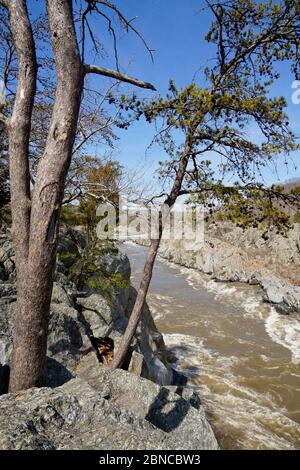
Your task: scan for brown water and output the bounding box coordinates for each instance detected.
[122,242,300,450]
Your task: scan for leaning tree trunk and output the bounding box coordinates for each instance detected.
[9,0,84,392]
[112,132,193,369]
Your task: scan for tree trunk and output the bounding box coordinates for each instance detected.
[9,0,83,392]
[112,132,193,369]
[3,0,155,392]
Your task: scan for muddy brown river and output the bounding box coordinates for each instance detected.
[122,242,300,450]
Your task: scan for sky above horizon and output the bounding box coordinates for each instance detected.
[28,0,300,190]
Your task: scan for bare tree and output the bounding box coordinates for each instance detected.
[0,0,155,392]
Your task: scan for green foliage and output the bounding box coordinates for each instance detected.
[61,205,85,226]
[118,0,300,233]
[193,181,299,234]
[61,158,122,232]
[60,232,128,301]
[205,0,300,89]
[78,159,122,230]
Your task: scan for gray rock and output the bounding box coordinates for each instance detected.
[0,373,218,450]
[134,222,300,313]
[51,282,72,306]
[76,293,114,325]
[0,239,14,264]
[69,367,219,450]
[0,298,13,365]
[0,236,175,386]
[47,303,85,370]
[128,350,149,377]
[0,263,8,281]
[0,230,218,450]
[96,250,131,281]
[262,277,300,314]
[125,286,172,385]
[0,282,16,298]
[0,238,15,282]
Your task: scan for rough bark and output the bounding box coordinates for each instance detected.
[6,0,36,279]
[3,0,155,392]
[4,0,38,390]
[9,0,84,392]
[112,132,193,369]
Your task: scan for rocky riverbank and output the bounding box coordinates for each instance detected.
[134,222,300,315]
[0,228,218,450]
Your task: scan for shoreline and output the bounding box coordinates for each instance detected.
[125,222,300,316]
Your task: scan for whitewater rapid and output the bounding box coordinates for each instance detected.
[122,242,300,450]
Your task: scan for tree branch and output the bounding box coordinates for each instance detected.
[93,0,154,62]
[84,64,156,90]
[6,0,37,266]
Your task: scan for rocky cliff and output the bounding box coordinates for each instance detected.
[135,222,300,314]
[0,229,218,450]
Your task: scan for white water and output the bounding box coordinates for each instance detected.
[122,243,300,450]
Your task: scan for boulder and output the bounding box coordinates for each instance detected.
[0,369,219,450]
[0,237,15,282]
[96,250,131,281]
[66,367,219,450]
[261,277,300,314]
[128,351,149,377]
[76,293,114,326]
[0,231,218,450]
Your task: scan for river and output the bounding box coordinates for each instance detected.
[122,242,300,450]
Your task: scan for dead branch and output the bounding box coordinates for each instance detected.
[84,63,156,90]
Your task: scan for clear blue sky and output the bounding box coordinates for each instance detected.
[29,0,300,187]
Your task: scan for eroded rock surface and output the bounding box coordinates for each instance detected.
[0,371,219,450]
[135,223,300,314]
[0,228,218,450]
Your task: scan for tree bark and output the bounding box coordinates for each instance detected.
[3,0,155,392]
[9,0,84,392]
[112,132,193,369]
[6,0,36,285]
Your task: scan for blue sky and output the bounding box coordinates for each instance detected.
[29,0,300,188]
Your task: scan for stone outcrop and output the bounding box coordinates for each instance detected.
[0,230,172,388]
[134,222,300,314]
[0,370,219,450]
[0,228,218,450]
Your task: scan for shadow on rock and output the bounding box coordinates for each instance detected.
[47,357,75,388]
[145,387,190,432]
[0,364,10,395]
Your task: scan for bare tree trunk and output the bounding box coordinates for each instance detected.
[4,0,38,390]
[112,132,193,369]
[2,0,155,392]
[9,0,83,392]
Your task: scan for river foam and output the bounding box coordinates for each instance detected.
[265,308,300,365]
[163,332,300,450]
[122,242,300,449]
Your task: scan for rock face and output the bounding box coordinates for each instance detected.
[0,370,219,450]
[0,230,172,387]
[0,228,218,450]
[136,223,300,314]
